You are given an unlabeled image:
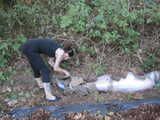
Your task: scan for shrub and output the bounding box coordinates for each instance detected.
[60,0,160,53]
[0,35,26,83]
[0,35,26,67]
[141,52,159,72]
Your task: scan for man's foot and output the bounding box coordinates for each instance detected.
[46,96,61,102]
[46,94,56,101]
[43,83,60,102]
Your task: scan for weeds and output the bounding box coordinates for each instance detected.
[60,0,160,53]
[0,35,26,83]
[92,64,106,76]
[141,53,158,72]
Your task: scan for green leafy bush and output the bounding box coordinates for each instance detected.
[141,54,156,71]
[92,63,106,76]
[60,0,91,32]
[0,0,70,37]
[141,53,159,72]
[0,4,39,36]
[0,35,26,67]
[0,67,13,84]
[0,35,26,83]
[79,43,96,56]
[60,0,160,53]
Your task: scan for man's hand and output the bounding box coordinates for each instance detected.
[54,66,70,77]
[63,69,70,77]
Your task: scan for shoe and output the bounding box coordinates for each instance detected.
[46,96,61,102]
[43,83,58,101]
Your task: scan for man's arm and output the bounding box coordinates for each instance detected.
[53,48,70,77]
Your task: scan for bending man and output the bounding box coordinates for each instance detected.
[20,38,74,101]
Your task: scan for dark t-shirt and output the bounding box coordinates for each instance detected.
[22,39,61,57]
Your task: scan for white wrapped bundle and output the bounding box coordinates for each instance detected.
[95,75,112,91]
[112,72,155,93]
[145,71,160,83]
[95,72,156,93]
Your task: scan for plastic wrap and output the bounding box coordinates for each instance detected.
[9,98,160,120]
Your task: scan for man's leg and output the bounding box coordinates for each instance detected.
[40,68,56,101]
[30,53,56,101]
[24,52,57,101]
[26,53,43,88]
[21,46,43,88]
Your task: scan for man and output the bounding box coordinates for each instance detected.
[20,38,74,101]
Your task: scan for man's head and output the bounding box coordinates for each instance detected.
[63,41,74,60]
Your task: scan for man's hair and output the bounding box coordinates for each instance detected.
[63,41,74,57]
